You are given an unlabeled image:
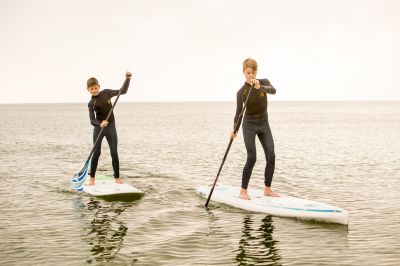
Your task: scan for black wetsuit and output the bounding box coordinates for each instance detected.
[234,79,276,189]
[88,78,130,178]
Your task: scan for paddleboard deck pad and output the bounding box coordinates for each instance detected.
[82,175,143,197]
[197,185,348,225]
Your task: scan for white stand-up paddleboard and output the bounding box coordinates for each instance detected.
[197,185,348,225]
[82,175,143,197]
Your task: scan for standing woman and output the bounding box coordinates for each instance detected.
[231,58,278,200]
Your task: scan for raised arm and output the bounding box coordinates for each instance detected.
[119,71,132,95]
[106,71,133,98]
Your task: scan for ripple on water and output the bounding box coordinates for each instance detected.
[1,102,400,265]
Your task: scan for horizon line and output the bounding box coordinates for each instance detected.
[1,99,400,105]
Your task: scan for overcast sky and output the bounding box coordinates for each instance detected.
[0,0,399,103]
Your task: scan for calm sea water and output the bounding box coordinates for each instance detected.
[0,101,399,265]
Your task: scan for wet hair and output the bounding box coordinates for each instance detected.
[87,77,99,88]
[242,58,258,72]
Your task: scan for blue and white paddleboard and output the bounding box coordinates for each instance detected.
[197,185,348,225]
[82,175,143,196]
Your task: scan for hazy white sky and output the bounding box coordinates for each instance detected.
[0,0,399,103]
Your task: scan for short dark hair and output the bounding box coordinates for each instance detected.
[87,77,99,88]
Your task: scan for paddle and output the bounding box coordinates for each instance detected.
[71,77,128,190]
[205,85,254,207]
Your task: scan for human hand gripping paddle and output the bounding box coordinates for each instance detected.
[205,85,254,207]
[71,72,132,190]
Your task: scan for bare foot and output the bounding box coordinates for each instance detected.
[239,188,251,200]
[264,186,279,197]
[88,177,95,186]
[115,178,124,184]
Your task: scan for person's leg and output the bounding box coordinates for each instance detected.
[241,119,257,200]
[89,126,104,185]
[258,118,278,197]
[105,122,122,184]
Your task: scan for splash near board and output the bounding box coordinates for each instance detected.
[197,185,348,225]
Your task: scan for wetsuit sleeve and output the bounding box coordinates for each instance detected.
[259,79,276,94]
[88,101,100,127]
[103,78,131,99]
[233,89,244,129]
[119,77,130,95]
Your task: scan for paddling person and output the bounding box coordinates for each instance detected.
[231,58,278,200]
[86,71,132,186]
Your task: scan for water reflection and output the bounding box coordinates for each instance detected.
[69,195,141,264]
[84,198,130,263]
[235,215,282,266]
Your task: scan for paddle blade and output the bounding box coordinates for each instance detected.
[72,160,90,181]
[71,160,90,190]
[71,178,86,190]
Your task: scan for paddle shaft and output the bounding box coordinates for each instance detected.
[205,85,254,207]
[85,84,125,162]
